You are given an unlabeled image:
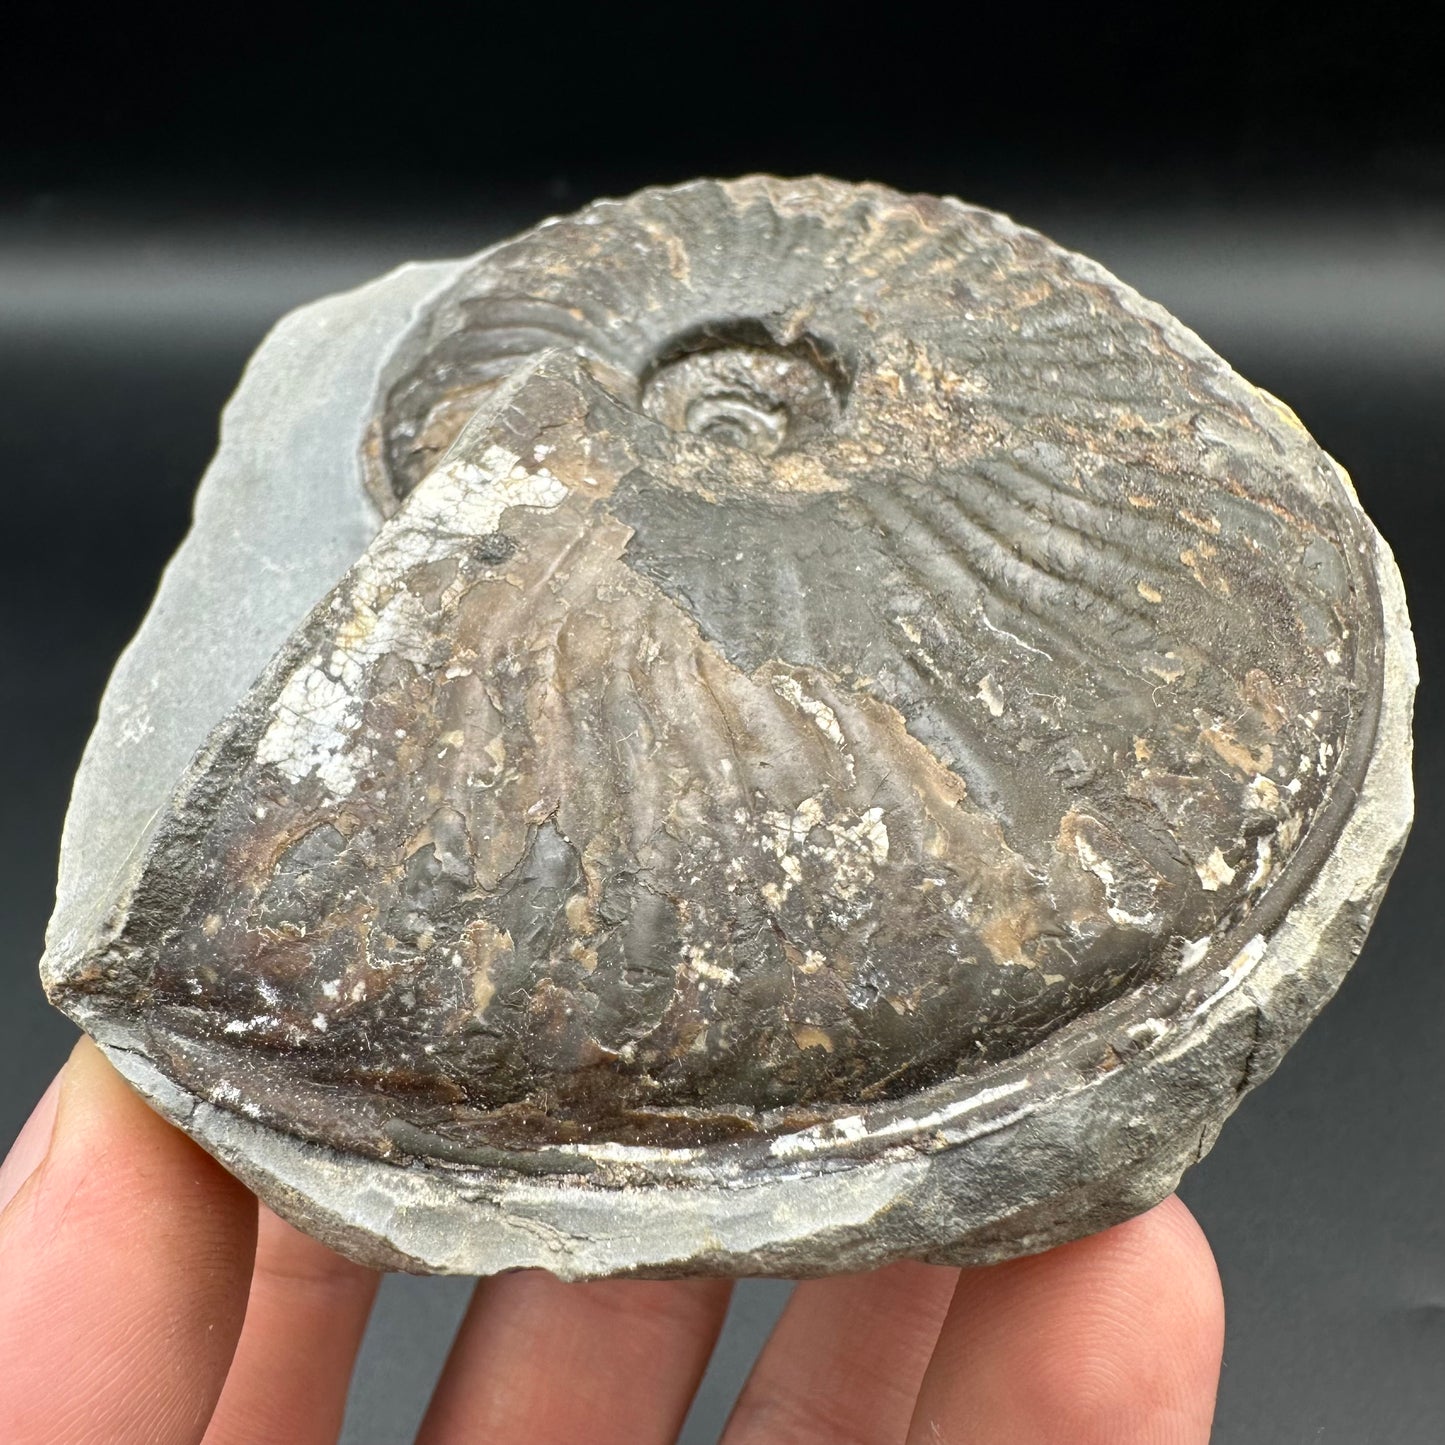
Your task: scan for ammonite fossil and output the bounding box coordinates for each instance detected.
[41,177,1415,1278]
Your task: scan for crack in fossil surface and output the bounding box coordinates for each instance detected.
[47,178,1385,1168]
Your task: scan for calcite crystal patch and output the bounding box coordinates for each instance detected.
[41,178,1414,1278]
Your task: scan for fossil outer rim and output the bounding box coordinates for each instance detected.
[39,181,1416,1276]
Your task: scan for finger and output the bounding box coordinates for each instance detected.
[0,1037,258,1445]
[907,1195,1225,1445]
[417,1271,733,1445]
[202,1206,380,1445]
[722,1260,959,1444]
[0,1072,61,1215]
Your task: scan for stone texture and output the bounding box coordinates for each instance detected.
[42,179,1415,1278]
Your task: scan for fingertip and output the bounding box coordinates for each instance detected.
[48,1035,258,1278]
[0,1072,62,1218]
[1130,1194,1227,1361]
[0,1037,258,1444]
[202,1206,380,1445]
[1034,1195,1225,1427]
[911,1196,1224,1445]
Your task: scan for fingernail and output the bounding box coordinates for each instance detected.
[0,1072,63,1217]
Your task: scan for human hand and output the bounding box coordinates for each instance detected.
[0,1038,1223,1443]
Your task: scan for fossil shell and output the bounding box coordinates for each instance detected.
[42,178,1415,1278]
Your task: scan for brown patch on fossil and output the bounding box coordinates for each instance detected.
[1242,668,1290,732]
[1201,727,1275,777]
[464,919,512,1014]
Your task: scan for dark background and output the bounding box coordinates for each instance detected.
[2,6,1442,1440]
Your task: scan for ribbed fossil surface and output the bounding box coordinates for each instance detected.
[46,178,1394,1183]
